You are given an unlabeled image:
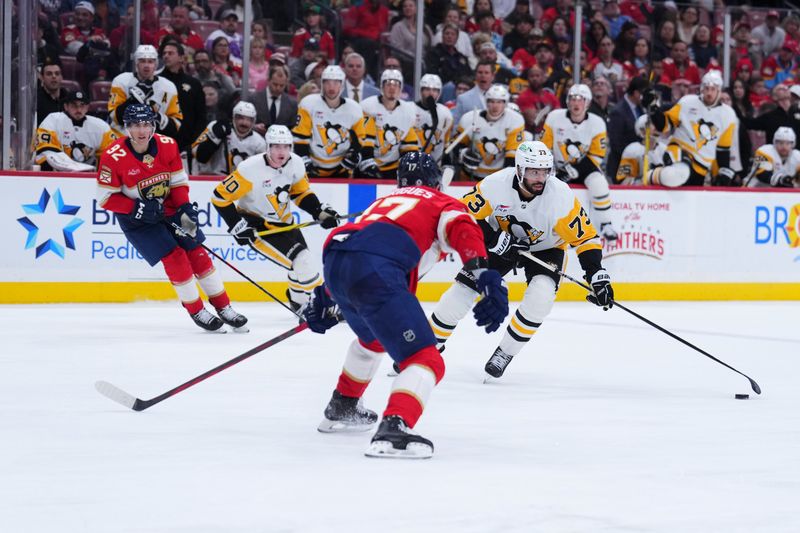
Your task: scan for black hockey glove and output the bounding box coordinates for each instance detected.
[460,148,481,171]
[470,261,509,333]
[771,172,794,187]
[642,88,659,114]
[585,269,614,310]
[127,86,149,105]
[131,198,164,224]
[556,163,580,182]
[229,218,257,246]
[303,285,340,333]
[177,202,199,238]
[712,167,736,187]
[488,231,528,261]
[341,148,361,171]
[317,205,340,229]
[211,121,232,141]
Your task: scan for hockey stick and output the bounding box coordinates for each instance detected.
[444,124,472,155]
[169,222,300,318]
[518,250,762,395]
[255,211,364,237]
[421,96,438,153]
[95,322,309,411]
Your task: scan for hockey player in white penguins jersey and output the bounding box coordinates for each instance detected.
[413,74,454,165]
[430,141,615,379]
[210,125,342,310]
[456,84,525,180]
[360,68,420,179]
[614,115,668,185]
[746,127,800,188]
[36,90,118,172]
[542,83,618,240]
[191,101,266,175]
[292,65,371,177]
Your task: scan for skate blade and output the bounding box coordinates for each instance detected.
[229,325,250,333]
[317,418,376,433]
[204,327,227,334]
[364,440,433,459]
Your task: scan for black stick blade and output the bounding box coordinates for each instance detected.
[95,380,140,410]
[750,379,762,395]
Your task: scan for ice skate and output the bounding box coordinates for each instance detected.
[364,415,433,459]
[484,347,514,380]
[191,308,226,332]
[317,390,378,433]
[217,305,249,332]
[600,222,618,241]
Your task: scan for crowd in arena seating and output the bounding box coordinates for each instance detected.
[33,0,800,187]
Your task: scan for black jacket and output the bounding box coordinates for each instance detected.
[159,68,207,152]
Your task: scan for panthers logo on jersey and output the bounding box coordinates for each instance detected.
[137,173,171,200]
[316,121,350,155]
[496,214,545,244]
[693,118,719,149]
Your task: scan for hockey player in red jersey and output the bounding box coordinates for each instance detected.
[96,103,247,332]
[303,152,509,458]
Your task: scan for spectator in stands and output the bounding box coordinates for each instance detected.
[735,57,754,85]
[516,65,560,134]
[661,40,701,86]
[670,78,692,104]
[202,81,223,123]
[653,19,677,60]
[549,48,592,103]
[290,38,324,88]
[553,36,573,70]
[246,38,270,91]
[501,13,534,59]
[504,0,533,28]
[762,40,800,90]
[474,11,502,52]
[205,9,244,60]
[744,84,800,143]
[426,23,472,88]
[433,6,474,61]
[623,37,650,79]
[783,15,800,44]
[342,53,379,102]
[158,40,206,164]
[690,24,718,70]
[613,20,639,63]
[305,60,328,87]
[749,76,771,110]
[602,0,634,40]
[291,4,335,62]
[157,5,205,57]
[584,20,610,60]
[589,76,613,122]
[60,2,106,56]
[730,79,754,121]
[676,5,699,45]
[173,0,212,21]
[251,20,277,59]
[214,0,262,21]
[479,42,516,88]
[752,10,786,58]
[731,21,758,69]
[535,41,557,78]
[37,57,67,125]
[590,36,625,84]
[721,86,752,177]
[619,0,654,26]
[210,37,242,87]
[252,64,297,132]
[451,60,495,125]
[541,0,576,31]
[465,0,503,35]
[37,19,62,64]
[390,0,434,53]
[607,75,647,178]
[343,0,390,80]
[194,49,236,101]
[297,80,319,102]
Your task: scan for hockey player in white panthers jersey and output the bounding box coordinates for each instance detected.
[413,74,453,165]
[746,127,800,188]
[360,69,419,179]
[36,90,118,172]
[293,65,370,177]
[457,84,524,180]
[211,125,342,310]
[615,115,668,184]
[542,83,617,240]
[645,70,738,187]
[108,45,183,138]
[192,101,266,175]
[430,141,615,379]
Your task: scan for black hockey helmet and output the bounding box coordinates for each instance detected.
[397,151,441,189]
[123,103,157,126]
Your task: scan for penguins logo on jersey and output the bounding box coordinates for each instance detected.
[316,121,349,155]
[230,147,250,169]
[378,125,402,156]
[693,118,719,149]
[267,183,292,220]
[562,139,585,163]
[497,215,545,244]
[478,137,502,163]
[137,173,171,200]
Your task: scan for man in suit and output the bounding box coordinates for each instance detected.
[607,76,647,179]
[342,52,379,103]
[252,64,298,135]
[452,60,496,125]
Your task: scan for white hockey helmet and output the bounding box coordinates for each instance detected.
[515,140,554,193]
[321,64,346,83]
[774,126,796,145]
[420,73,443,91]
[232,101,257,119]
[701,69,724,90]
[567,83,593,105]
[635,114,648,139]
[133,44,158,62]
[265,124,293,164]
[380,68,404,86]
[485,84,510,102]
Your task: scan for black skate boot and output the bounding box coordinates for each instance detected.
[484,347,514,379]
[364,415,433,459]
[286,288,302,313]
[600,222,618,241]
[191,308,225,332]
[217,305,249,332]
[317,390,378,433]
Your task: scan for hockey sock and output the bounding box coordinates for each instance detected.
[186,247,230,309]
[161,247,203,315]
[384,345,445,428]
[288,249,323,307]
[585,171,613,225]
[498,275,556,356]
[336,339,385,398]
[429,282,479,345]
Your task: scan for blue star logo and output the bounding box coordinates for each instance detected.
[17,188,84,259]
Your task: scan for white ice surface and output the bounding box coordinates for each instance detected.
[1,301,798,533]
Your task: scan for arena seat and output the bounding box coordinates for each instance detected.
[192,20,219,42]
[89,81,112,102]
[60,79,82,93]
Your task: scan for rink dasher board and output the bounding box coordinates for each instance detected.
[1,171,799,303]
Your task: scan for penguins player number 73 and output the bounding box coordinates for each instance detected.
[568,207,591,239]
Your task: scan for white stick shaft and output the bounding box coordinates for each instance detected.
[444,127,471,155]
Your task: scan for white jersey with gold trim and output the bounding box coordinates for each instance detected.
[414,101,454,164]
[541,109,607,172]
[615,139,668,184]
[293,94,366,171]
[192,123,267,175]
[746,144,800,188]
[35,112,117,169]
[361,95,419,170]
[457,109,525,179]
[108,72,183,135]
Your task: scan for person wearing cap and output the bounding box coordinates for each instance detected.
[761,39,799,90]
[192,100,266,175]
[426,23,472,89]
[412,73,454,166]
[37,57,68,125]
[290,37,325,88]
[108,44,183,138]
[213,1,262,23]
[292,64,370,178]
[478,41,517,89]
[156,5,205,57]
[607,75,648,179]
[35,90,118,172]
[252,64,297,131]
[290,4,335,62]
[205,9,244,61]
[60,1,107,56]
[304,60,328,87]
[342,52,380,102]
[753,10,787,57]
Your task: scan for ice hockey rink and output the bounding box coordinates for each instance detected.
[1,300,798,533]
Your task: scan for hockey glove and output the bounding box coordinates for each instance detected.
[585,269,614,310]
[128,86,149,105]
[642,88,659,114]
[177,202,199,238]
[357,157,379,175]
[341,148,361,171]
[460,148,481,171]
[317,205,340,229]
[488,231,528,260]
[556,164,580,182]
[303,285,340,334]
[211,121,232,141]
[131,198,164,224]
[472,269,509,333]
[713,167,736,187]
[229,218,257,246]
[157,112,170,131]
[771,172,794,187]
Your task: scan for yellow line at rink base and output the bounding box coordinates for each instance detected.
[1,281,800,304]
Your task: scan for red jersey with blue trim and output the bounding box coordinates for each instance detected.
[96,134,190,216]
